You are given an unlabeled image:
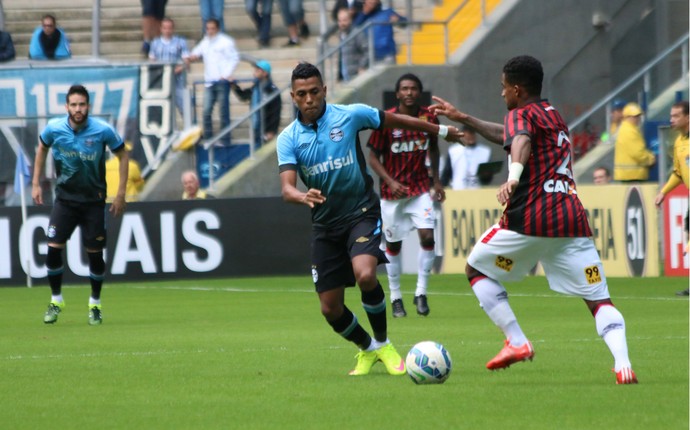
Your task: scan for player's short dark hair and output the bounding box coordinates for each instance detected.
[672,100,689,116]
[291,62,323,86]
[395,73,423,92]
[206,18,220,28]
[66,84,89,104]
[503,55,543,96]
[42,14,56,24]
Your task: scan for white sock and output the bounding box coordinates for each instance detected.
[595,304,631,371]
[89,297,101,306]
[415,248,435,297]
[472,277,528,346]
[385,251,402,301]
[51,294,64,304]
[366,338,388,351]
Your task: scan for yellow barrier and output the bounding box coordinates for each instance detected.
[441,184,660,277]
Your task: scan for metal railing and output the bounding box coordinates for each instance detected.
[201,2,493,189]
[567,33,689,159]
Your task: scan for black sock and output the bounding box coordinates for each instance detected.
[88,251,105,300]
[327,305,372,350]
[361,282,387,343]
[45,246,64,297]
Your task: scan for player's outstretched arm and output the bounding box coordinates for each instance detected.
[430,96,503,145]
[280,170,326,208]
[382,111,462,143]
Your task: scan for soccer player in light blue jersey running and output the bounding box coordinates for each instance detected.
[32,84,128,326]
[277,63,461,376]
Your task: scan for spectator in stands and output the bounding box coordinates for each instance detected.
[185,18,240,145]
[149,18,190,116]
[331,0,363,22]
[0,30,16,62]
[230,60,282,146]
[613,102,655,182]
[353,0,406,64]
[278,0,310,46]
[199,0,225,34]
[441,125,493,190]
[245,0,274,48]
[29,14,71,60]
[336,7,368,82]
[181,170,210,199]
[592,166,612,185]
[654,101,689,296]
[599,98,626,145]
[140,0,168,56]
[106,143,145,202]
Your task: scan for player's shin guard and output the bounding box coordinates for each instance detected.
[385,249,402,301]
[46,246,64,296]
[88,251,105,300]
[328,306,372,350]
[361,282,388,343]
[594,304,632,371]
[470,276,528,346]
[415,246,435,296]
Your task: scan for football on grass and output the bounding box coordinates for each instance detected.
[405,341,452,384]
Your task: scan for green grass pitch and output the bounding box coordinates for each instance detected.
[1,275,687,430]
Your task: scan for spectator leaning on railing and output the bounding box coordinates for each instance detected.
[29,14,71,60]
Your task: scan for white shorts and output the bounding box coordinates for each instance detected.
[380,193,436,243]
[467,224,610,301]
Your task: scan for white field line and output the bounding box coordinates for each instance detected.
[4,335,687,362]
[122,284,687,302]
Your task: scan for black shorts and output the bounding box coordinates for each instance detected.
[47,199,107,249]
[311,209,387,293]
[141,0,167,19]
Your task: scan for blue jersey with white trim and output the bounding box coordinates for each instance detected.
[40,116,124,203]
[277,103,384,227]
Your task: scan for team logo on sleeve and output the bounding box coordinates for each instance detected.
[495,255,513,272]
[329,128,344,142]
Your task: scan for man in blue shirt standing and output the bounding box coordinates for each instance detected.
[277,63,460,376]
[354,0,405,64]
[32,84,128,326]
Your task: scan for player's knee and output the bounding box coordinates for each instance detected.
[355,269,377,289]
[385,241,402,255]
[465,263,483,282]
[420,238,435,250]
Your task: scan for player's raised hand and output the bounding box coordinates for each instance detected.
[430,96,466,123]
[302,188,326,208]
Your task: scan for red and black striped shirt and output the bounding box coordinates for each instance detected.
[501,100,592,237]
[367,105,438,200]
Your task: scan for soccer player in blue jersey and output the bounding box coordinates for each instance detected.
[431,55,637,384]
[32,84,128,326]
[277,63,461,376]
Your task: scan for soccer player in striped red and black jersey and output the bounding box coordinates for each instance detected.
[430,56,637,384]
[501,97,591,237]
[367,73,445,318]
